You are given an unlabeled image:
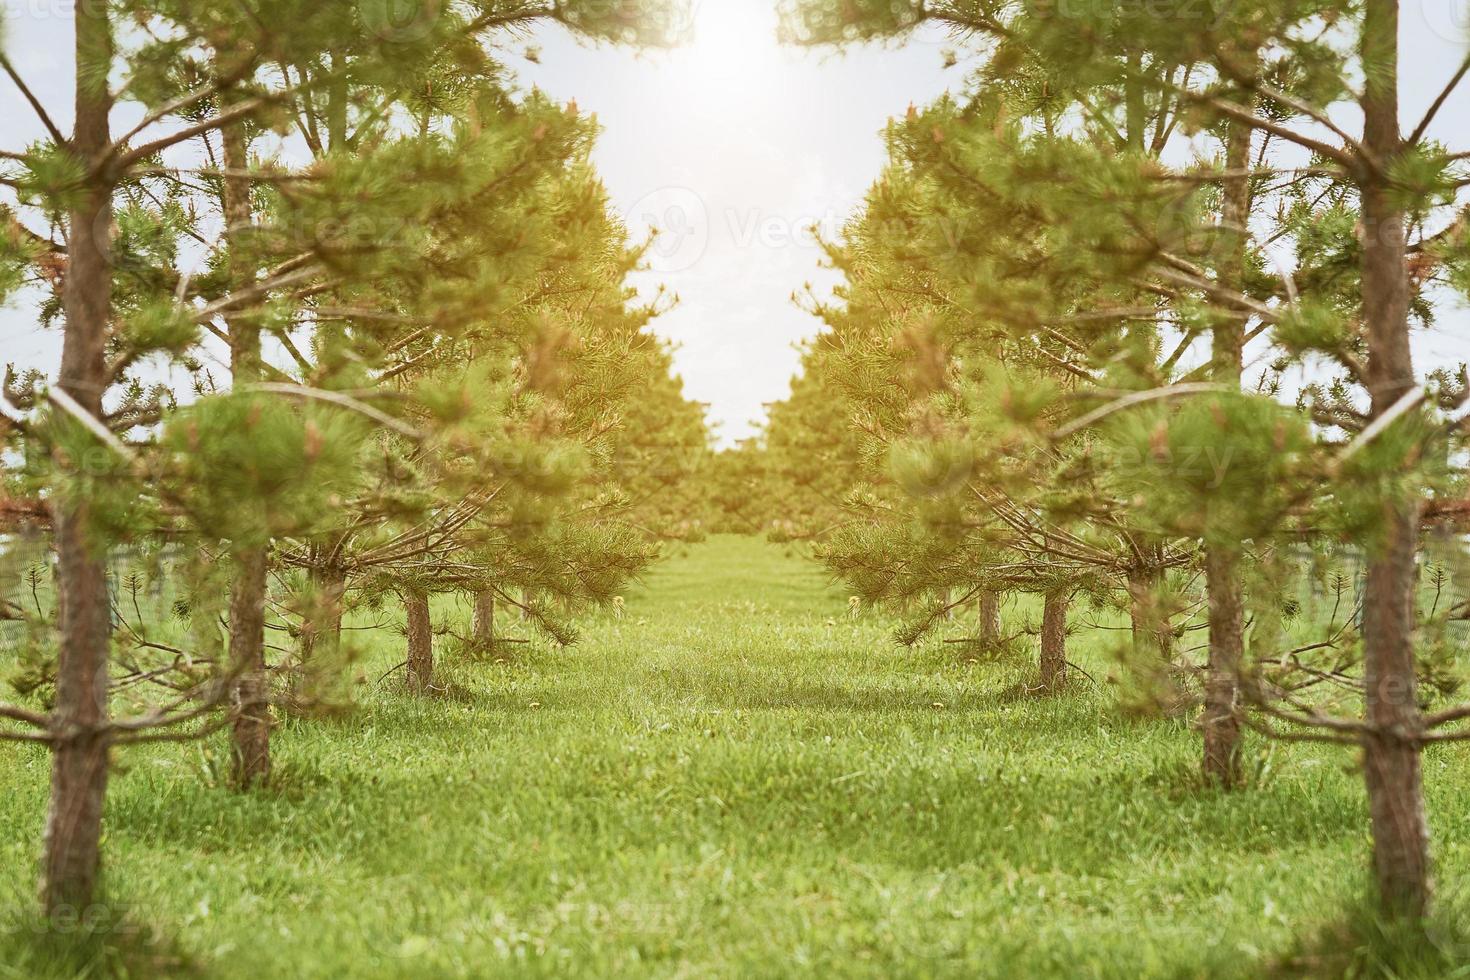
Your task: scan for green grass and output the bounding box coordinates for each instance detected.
[2,535,1470,977]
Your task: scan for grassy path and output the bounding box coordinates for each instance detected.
[2,536,1469,976]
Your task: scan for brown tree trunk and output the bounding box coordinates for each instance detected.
[1124,52,1146,150]
[472,589,495,647]
[221,111,272,788]
[228,548,271,787]
[1039,590,1069,692]
[300,562,347,663]
[41,1,115,914]
[1201,116,1252,789]
[326,51,348,151]
[405,592,433,693]
[1358,0,1430,918]
[1127,557,1173,661]
[977,590,1001,645]
[292,551,348,713]
[1127,551,1184,715]
[1202,546,1245,787]
[1362,497,1428,916]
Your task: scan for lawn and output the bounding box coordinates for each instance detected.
[1,535,1468,977]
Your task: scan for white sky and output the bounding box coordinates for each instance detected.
[519,1,954,443]
[0,1,1467,444]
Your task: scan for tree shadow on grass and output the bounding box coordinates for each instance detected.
[0,890,196,979]
[1267,893,1470,978]
[798,755,1363,877]
[628,665,1086,714]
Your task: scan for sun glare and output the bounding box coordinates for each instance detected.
[670,0,783,101]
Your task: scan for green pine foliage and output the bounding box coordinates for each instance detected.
[782,0,1470,920]
[0,0,705,916]
[1,0,1468,961]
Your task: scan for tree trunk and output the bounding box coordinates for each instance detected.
[1362,496,1429,916]
[228,547,271,788]
[977,590,1001,645]
[405,592,433,693]
[1039,590,1068,692]
[1124,51,1146,150]
[472,589,495,647]
[1202,546,1245,787]
[292,549,348,713]
[1248,550,1286,665]
[1127,567,1148,655]
[1127,551,1183,714]
[1126,556,1173,661]
[326,51,348,151]
[1201,116,1252,789]
[1358,0,1431,918]
[221,111,272,789]
[300,562,347,664]
[41,1,114,914]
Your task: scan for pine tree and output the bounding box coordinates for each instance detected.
[776,111,1178,683]
[0,0,695,913]
[783,0,1470,919]
[762,350,867,544]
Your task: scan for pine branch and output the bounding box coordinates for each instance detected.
[1051,383,1231,440]
[108,94,278,175]
[1408,51,1470,147]
[1196,94,1361,173]
[242,382,426,440]
[188,264,326,323]
[0,53,68,148]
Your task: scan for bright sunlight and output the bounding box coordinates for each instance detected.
[666,0,784,107]
[2,2,1470,977]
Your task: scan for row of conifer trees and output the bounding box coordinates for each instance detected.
[0,0,706,914]
[754,0,1470,922]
